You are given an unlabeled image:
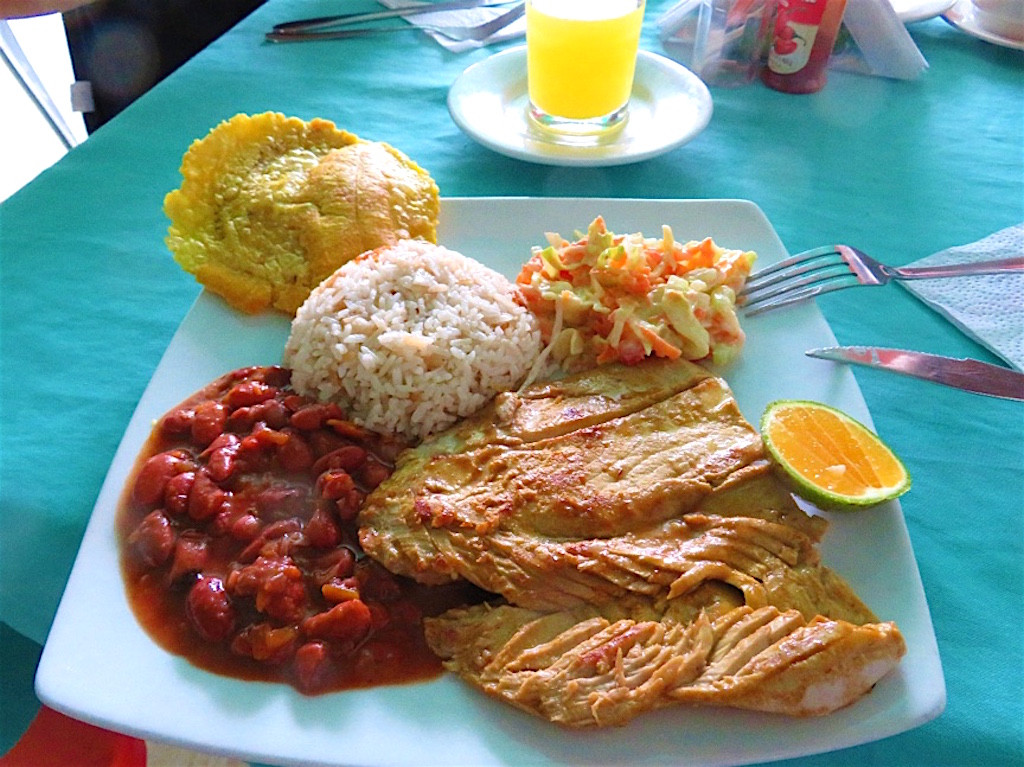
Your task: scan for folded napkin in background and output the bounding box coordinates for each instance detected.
[832,0,929,79]
[901,223,1024,372]
[380,0,525,52]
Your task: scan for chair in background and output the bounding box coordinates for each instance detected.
[0,18,80,148]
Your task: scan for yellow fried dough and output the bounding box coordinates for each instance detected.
[164,112,440,314]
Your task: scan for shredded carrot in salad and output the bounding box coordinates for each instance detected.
[515,216,756,371]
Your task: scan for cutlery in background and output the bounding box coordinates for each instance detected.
[806,346,1024,401]
[271,0,513,34]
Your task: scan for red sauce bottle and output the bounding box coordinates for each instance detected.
[762,0,848,94]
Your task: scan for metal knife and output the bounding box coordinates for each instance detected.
[806,346,1024,401]
[271,0,509,34]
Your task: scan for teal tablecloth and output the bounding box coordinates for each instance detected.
[1,0,1022,763]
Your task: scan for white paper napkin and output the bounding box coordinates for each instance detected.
[837,0,929,79]
[901,223,1024,371]
[380,0,526,52]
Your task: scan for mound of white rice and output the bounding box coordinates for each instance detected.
[284,240,542,441]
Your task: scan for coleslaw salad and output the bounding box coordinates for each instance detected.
[516,216,756,371]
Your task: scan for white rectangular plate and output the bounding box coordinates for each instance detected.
[37,198,945,767]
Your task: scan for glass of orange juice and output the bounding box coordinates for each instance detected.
[526,0,645,140]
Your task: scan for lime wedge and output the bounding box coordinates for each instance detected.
[761,400,911,510]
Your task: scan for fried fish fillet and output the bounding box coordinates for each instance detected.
[361,360,842,613]
[424,601,905,727]
[358,359,906,725]
[164,112,440,314]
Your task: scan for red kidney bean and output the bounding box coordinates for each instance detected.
[317,469,355,501]
[332,547,357,580]
[328,419,372,442]
[133,451,189,507]
[252,398,290,430]
[315,468,363,523]
[355,459,391,491]
[204,433,242,482]
[188,469,228,520]
[228,513,262,542]
[191,400,228,447]
[311,445,367,477]
[261,366,292,389]
[247,423,289,449]
[127,510,176,568]
[304,504,341,549]
[289,405,324,432]
[300,599,372,646]
[186,576,236,643]
[163,470,195,516]
[209,499,257,539]
[282,393,306,412]
[225,380,277,409]
[276,431,314,472]
[290,403,346,432]
[168,531,210,584]
[309,547,357,587]
[294,641,331,693]
[201,432,238,457]
[225,405,258,433]
[159,407,194,436]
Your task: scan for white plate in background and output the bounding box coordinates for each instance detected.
[890,0,957,22]
[37,198,945,767]
[943,0,1024,48]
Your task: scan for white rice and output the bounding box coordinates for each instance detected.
[284,239,542,441]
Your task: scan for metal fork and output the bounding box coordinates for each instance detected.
[740,244,1024,316]
[266,1,525,43]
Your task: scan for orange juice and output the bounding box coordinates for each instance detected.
[527,0,645,124]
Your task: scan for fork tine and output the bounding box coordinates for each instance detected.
[741,263,856,304]
[741,245,841,288]
[740,244,866,316]
[742,277,863,316]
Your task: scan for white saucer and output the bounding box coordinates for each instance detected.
[889,0,956,22]
[943,0,1024,48]
[447,46,713,167]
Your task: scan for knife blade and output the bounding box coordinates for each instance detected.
[806,346,1024,401]
[271,0,509,34]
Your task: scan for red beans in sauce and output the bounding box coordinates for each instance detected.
[118,366,482,695]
